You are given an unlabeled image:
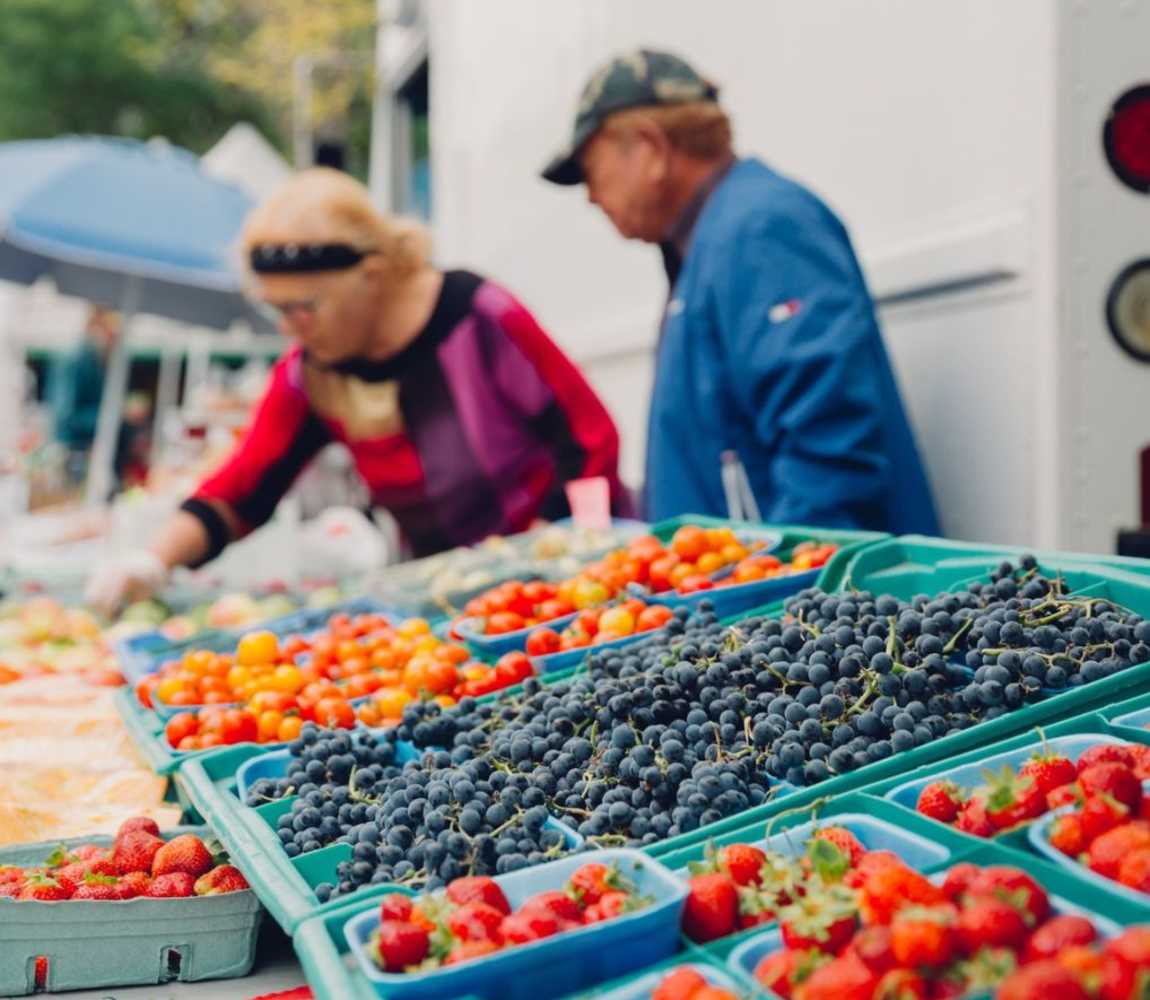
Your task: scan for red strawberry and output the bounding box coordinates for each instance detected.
[193,864,248,895]
[997,959,1090,1000]
[954,797,996,837]
[583,890,632,923]
[957,895,1029,953]
[1077,744,1134,773]
[72,875,122,900]
[843,850,902,889]
[1079,763,1142,813]
[682,872,738,943]
[1101,927,1150,998]
[151,835,212,879]
[373,921,429,972]
[116,816,161,839]
[1118,845,1150,892]
[916,781,963,823]
[447,901,505,942]
[1056,945,1107,985]
[1047,783,1084,810]
[0,864,23,882]
[1020,739,1078,795]
[1048,811,1088,857]
[566,862,613,906]
[442,938,500,965]
[1023,914,1098,962]
[847,925,897,974]
[146,872,196,897]
[860,863,946,925]
[116,871,151,898]
[966,867,1049,926]
[81,857,119,878]
[812,827,865,867]
[1082,793,1131,842]
[52,862,88,893]
[874,968,928,1000]
[982,769,1046,830]
[112,832,163,876]
[754,949,828,999]
[18,875,70,901]
[0,882,21,898]
[652,967,708,1000]
[378,893,413,923]
[520,889,582,925]
[1087,822,1150,879]
[718,842,767,886]
[890,904,957,967]
[780,884,858,952]
[500,908,561,943]
[940,862,981,902]
[790,953,878,1000]
[1126,743,1150,780]
[72,845,108,862]
[445,875,510,915]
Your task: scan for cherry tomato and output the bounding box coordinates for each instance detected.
[314,696,356,729]
[526,627,562,657]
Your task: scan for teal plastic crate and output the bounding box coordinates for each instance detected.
[0,824,263,996]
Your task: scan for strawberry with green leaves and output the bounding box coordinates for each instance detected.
[193,864,248,895]
[779,881,858,952]
[965,867,1049,927]
[372,921,430,972]
[916,781,964,824]
[956,894,1029,953]
[790,952,877,1000]
[72,873,122,900]
[980,767,1046,830]
[1079,763,1143,813]
[889,904,957,968]
[445,875,510,915]
[954,796,996,837]
[18,875,70,901]
[1019,732,1078,795]
[682,871,739,942]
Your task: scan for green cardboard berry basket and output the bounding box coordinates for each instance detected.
[0,824,263,996]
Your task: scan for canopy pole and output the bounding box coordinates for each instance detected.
[85,276,140,507]
[149,335,183,473]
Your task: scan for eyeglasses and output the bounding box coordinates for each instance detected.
[256,297,321,323]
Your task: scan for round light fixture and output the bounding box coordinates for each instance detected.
[1107,259,1150,362]
[1103,83,1150,194]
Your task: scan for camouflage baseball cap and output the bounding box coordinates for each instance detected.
[541,49,720,185]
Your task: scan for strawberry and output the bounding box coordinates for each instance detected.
[0,864,24,882]
[1048,811,1088,856]
[847,925,897,974]
[954,797,996,837]
[718,842,767,886]
[1079,763,1142,813]
[1126,743,1150,780]
[956,895,1029,953]
[692,988,740,1000]
[193,864,248,895]
[18,875,70,901]
[982,768,1046,830]
[1077,744,1134,773]
[811,827,865,867]
[521,889,583,925]
[372,921,429,972]
[940,862,981,902]
[151,835,212,879]
[682,872,738,943]
[72,874,122,900]
[447,901,505,942]
[52,863,88,894]
[566,861,633,906]
[1087,822,1150,879]
[791,953,878,1000]
[780,883,858,952]
[843,850,901,889]
[1082,793,1131,842]
[146,872,196,897]
[1047,783,1084,810]
[1101,927,1150,1000]
[442,938,500,965]
[916,781,963,823]
[116,816,161,839]
[584,890,634,922]
[112,832,164,876]
[889,904,957,967]
[500,908,561,943]
[445,875,510,915]
[116,871,151,898]
[378,893,413,923]
[966,867,1049,926]
[1021,751,1078,796]
[72,845,108,862]
[1055,945,1107,985]
[0,882,21,898]
[996,959,1090,1000]
[1023,914,1098,962]
[755,951,801,998]
[874,968,928,1000]
[860,863,946,925]
[1118,845,1150,892]
[81,857,119,879]
[652,967,708,1000]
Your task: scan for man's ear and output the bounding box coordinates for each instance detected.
[632,116,673,177]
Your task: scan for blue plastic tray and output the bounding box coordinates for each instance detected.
[235,739,423,803]
[455,610,579,656]
[527,625,668,674]
[1028,782,1150,909]
[637,565,821,621]
[343,848,687,1000]
[884,733,1130,815]
[1109,705,1150,738]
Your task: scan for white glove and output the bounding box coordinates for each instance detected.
[84,550,169,619]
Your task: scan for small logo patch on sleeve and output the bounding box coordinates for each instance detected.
[769,299,802,323]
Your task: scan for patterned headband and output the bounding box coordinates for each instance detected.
[249,243,374,273]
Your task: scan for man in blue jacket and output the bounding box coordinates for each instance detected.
[542,50,940,534]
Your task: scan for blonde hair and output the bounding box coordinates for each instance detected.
[240,168,431,279]
[604,101,733,160]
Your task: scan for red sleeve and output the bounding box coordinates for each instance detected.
[474,282,635,517]
[186,351,331,550]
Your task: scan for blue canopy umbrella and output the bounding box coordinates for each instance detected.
[0,135,268,503]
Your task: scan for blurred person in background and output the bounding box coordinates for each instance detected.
[86,168,630,613]
[47,305,149,490]
[543,50,939,534]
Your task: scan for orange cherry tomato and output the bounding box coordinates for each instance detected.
[314,697,356,729]
[277,715,303,742]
